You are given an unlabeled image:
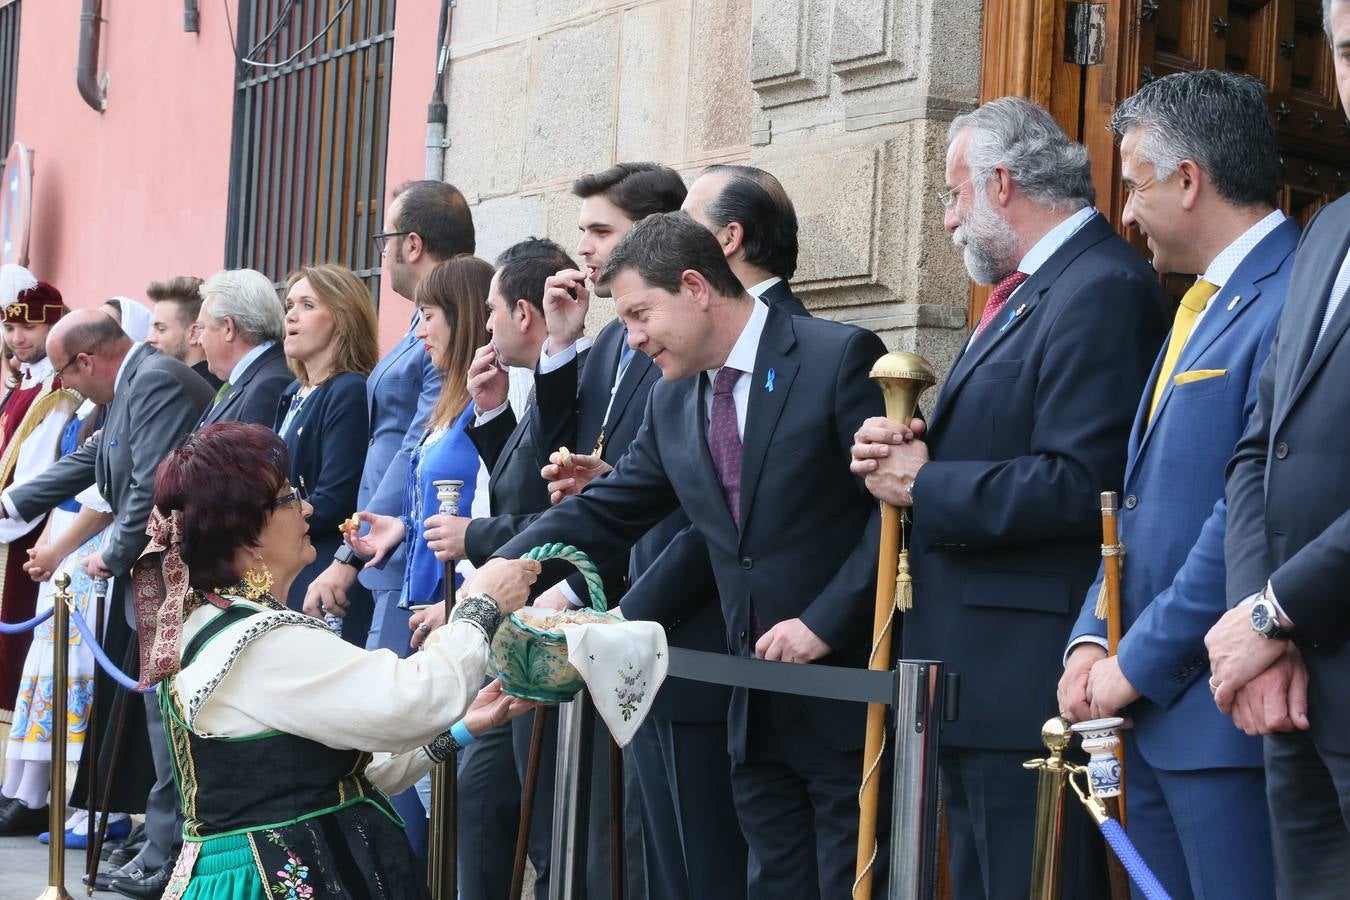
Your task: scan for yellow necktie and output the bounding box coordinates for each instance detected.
[1148,279,1219,421]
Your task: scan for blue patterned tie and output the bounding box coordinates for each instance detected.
[707,367,742,524]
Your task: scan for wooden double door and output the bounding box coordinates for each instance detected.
[973,0,1345,319]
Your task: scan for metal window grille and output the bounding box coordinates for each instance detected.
[0,1,20,161]
[225,0,396,301]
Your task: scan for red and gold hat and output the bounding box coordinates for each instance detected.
[0,265,64,325]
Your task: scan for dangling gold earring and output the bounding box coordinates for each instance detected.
[242,556,274,600]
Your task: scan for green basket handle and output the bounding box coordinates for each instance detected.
[520,543,608,612]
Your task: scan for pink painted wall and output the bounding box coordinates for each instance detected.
[374,0,444,349]
[12,1,236,309]
[9,2,440,352]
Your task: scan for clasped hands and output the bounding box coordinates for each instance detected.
[850,417,929,506]
[1057,645,1140,723]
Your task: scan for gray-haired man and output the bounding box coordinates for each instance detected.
[852,97,1169,899]
[195,267,291,427]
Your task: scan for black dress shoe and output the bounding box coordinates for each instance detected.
[110,858,175,900]
[0,798,48,835]
[83,859,151,891]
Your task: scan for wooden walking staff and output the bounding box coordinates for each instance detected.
[38,573,75,900]
[427,479,463,900]
[1094,492,1126,823]
[854,351,936,900]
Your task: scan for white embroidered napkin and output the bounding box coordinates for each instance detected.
[561,621,669,747]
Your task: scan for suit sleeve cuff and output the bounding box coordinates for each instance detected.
[1063,635,1108,666]
[473,400,510,427]
[557,579,584,608]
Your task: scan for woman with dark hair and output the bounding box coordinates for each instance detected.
[344,256,494,649]
[134,422,538,899]
[274,264,380,644]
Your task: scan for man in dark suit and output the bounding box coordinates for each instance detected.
[851,97,1169,899]
[195,267,292,427]
[421,237,579,900]
[479,212,887,900]
[0,310,213,894]
[1055,71,1295,899]
[682,163,809,316]
[1207,6,1350,895]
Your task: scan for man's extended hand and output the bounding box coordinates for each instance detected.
[303,561,358,620]
[1087,654,1142,720]
[462,679,538,737]
[468,343,510,416]
[543,451,611,505]
[542,269,590,350]
[424,514,471,562]
[1227,644,1310,735]
[754,618,830,664]
[1206,602,1287,712]
[850,417,928,506]
[1057,643,1106,722]
[82,551,113,580]
[532,584,573,611]
[461,558,543,615]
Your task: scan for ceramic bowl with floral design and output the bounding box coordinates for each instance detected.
[489,606,623,702]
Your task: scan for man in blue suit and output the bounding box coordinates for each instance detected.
[1056,71,1297,899]
[301,178,474,858]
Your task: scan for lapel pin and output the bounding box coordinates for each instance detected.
[765,368,776,393]
[998,304,1028,334]
[1227,294,1241,311]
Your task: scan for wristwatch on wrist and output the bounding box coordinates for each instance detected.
[333,543,367,570]
[1250,597,1292,640]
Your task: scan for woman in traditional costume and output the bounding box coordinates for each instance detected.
[133,421,540,899]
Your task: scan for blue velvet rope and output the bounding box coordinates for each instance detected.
[68,605,154,694]
[1100,818,1171,900]
[0,606,54,634]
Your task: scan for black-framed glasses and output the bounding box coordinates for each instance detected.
[53,353,84,380]
[372,231,411,256]
[272,478,308,510]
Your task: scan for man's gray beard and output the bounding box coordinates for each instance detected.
[953,191,1019,286]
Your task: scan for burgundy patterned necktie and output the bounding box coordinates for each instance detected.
[972,270,1029,340]
[707,367,743,524]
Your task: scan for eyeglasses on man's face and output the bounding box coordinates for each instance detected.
[53,353,84,380]
[937,176,976,211]
[372,231,411,256]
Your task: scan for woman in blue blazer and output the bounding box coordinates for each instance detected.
[348,256,490,645]
[275,264,379,645]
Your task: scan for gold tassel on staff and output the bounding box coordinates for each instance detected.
[427,480,464,900]
[854,351,936,900]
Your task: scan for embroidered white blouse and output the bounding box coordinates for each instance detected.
[169,600,490,795]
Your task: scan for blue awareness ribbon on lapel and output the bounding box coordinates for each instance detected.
[765,368,776,392]
[998,303,1027,334]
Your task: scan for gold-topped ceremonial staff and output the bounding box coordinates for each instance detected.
[854,351,936,900]
[37,573,75,900]
[427,480,463,900]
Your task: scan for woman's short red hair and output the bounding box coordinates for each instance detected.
[152,422,291,591]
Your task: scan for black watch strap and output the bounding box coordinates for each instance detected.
[334,543,367,569]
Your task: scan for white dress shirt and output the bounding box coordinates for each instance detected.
[702,298,770,439]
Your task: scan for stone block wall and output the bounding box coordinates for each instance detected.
[442,0,983,380]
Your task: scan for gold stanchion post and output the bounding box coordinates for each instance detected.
[36,572,74,900]
[1023,717,1074,900]
[854,351,936,900]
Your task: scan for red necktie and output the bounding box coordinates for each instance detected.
[706,367,742,524]
[972,271,1028,340]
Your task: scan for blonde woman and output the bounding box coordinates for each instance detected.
[273,265,379,643]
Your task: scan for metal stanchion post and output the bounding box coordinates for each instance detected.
[549,691,594,900]
[37,572,75,900]
[427,479,463,900]
[1024,717,1075,900]
[887,660,945,900]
